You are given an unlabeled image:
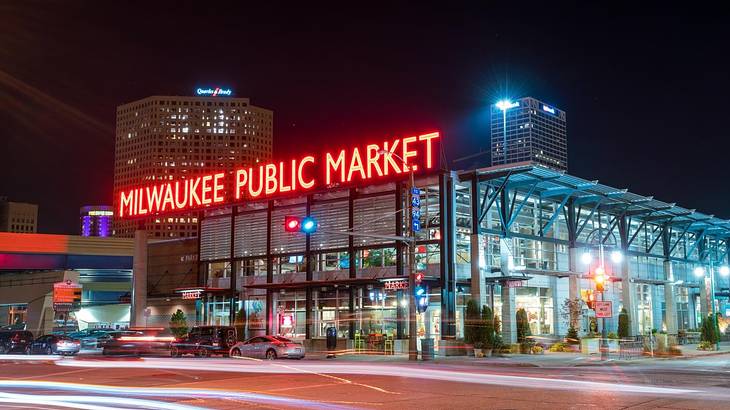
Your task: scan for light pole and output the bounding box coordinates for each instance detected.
[379,149,418,361]
[695,262,729,350]
[582,227,622,361]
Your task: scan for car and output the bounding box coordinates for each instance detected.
[101,328,175,356]
[171,326,237,357]
[229,336,305,360]
[70,329,113,349]
[29,335,80,355]
[0,330,34,354]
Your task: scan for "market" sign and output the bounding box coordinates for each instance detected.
[118,131,440,218]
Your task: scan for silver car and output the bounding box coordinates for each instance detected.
[230,336,305,360]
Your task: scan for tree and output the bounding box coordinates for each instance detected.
[169,309,188,339]
[464,299,481,345]
[516,308,531,343]
[560,298,584,331]
[482,305,495,349]
[618,308,630,338]
[701,314,719,344]
[234,307,245,341]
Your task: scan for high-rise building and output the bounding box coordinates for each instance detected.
[80,205,113,237]
[490,97,567,171]
[0,197,38,233]
[113,89,273,238]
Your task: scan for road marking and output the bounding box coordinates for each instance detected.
[14,367,97,380]
[271,361,399,395]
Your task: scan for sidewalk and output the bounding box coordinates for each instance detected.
[307,342,730,367]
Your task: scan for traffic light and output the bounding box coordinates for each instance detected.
[594,266,607,293]
[414,271,428,313]
[284,215,318,233]
[586,290,596,310]
[301,216,317,233]
[284,216,301,232]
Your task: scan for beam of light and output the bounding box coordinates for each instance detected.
[0,391,205,410]
[0,380,353,410]
[52,358,700,396]
[0,354,63,361]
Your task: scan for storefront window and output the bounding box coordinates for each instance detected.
[357,248,396,268]
[314,251,349,271]
[313,287,350,338]
[515,287,554,335]
[237,258,266,276]
[208,261,231,278]
[637,284,653,334]
[273,255,306,274]
[206,295,230,326]
[677,286,690,330]
[275,290,306,339]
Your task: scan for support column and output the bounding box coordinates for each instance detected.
[620,258,638,336]
[470,233,486,306]
[663,260,678,335]
[568,247,581,329]
[131,229,148,327]
[500,237,516,344]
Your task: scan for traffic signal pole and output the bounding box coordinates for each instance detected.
[408,169,418,361]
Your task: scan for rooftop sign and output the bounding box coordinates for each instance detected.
[195,87,233,97]
[118,131,440,218]
[542,104,556,114]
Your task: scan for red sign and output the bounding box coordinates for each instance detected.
[181,290,202,300]
[53,281,82,311]
[384,280,409,290]
[118,132,440,218]
[595,301,612,318]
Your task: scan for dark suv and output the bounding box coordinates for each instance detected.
[171,326,236,357]
[0,330,34,354]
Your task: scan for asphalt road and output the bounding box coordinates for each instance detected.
[1,354,730,409]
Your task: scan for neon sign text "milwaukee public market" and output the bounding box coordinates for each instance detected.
[118,132,440,218]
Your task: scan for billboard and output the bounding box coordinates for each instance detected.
[53,280,82,311]
[117,131,440,219]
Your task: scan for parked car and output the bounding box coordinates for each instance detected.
[0,330,34,354]
[70,329,113,349]
[171,326,236,357]
[229,336,305,360]
[101,328,174,356]
[29,335,80,355]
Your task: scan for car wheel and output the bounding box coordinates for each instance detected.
[102,348,109,356]
[230,348,241,358]
[198,348,209,358]
[45,347,53,355]
[171,347,180,358]
[265,349,277,360]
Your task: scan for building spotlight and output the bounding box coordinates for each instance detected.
[610,250,623,264]
[720,265,730,277]
[581,251,592,265]
[694,266,706,277]
[496,99,519,111]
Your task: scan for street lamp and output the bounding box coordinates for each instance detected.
[378,149,418,361]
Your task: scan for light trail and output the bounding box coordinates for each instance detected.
[51,357,701,396]
[0,391,206,410]
[0,380,354,409]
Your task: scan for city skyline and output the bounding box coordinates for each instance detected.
[1,5,729,234]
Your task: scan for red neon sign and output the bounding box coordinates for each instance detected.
[118,131,440,218]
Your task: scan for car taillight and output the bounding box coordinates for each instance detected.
[119,336,175,342]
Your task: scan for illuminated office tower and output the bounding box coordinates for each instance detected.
[113,89,273,238]
[80,205,113,237]
[491,97,567,171]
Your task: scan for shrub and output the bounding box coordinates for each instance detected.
[549,342,573,352]
[532,345,544,354]
[494,315,501,334]
[516,308,531,343]
[607,332,619,340]
[481,305,495,349]
[169,309,188,339]
[701,314,719,344]
[565,325,580,344]
[464,300,481,345]
[618,308,630,338]
[698,341,715,351]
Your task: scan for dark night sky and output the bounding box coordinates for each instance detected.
[1,3,729,234]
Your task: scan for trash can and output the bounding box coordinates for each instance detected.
[421,338,434,360]
[326,326,337,357]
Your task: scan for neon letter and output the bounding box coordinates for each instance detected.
[235,169,248,200]
[213,172,225,203]
[174,180,188,209]
[418,132,440,169]
[326,150,346,184]
[162,183,175,211]
[366,144,383,178]
[265,163,278,195]
[347,147,366,182]
[382,139,402,175]
[278,162,291,193]
[189,177,201,207]
[146,185,164,213]
[402,136,418,172]
[120,190,133,217]
[201,175,213,205]
[137,188,147,215]
[298,156,315,189]
[248,167,264,198]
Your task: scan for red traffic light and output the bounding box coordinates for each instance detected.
[284,216,301,232]
[415,273,424,283]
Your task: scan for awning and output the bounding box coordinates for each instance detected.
[244,277,386,290]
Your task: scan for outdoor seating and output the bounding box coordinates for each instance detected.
[384,332,395,355]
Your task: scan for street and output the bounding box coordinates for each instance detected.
[2,354,730,409]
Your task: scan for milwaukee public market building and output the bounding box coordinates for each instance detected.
[124,132,730,353]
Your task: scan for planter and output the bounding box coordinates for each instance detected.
[473,348,484,358]
[483,348,493,357]
[580,338,600,354]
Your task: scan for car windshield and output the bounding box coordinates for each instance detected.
[273,336,292,343]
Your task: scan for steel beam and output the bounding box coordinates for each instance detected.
[540,194,571,236]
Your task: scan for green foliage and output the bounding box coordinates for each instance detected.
[607,332,619,340]
[618,308,630,338]
[516,308,531,343]
[481,305,495,349]
[464,299,481,345]
[700,314,720,344]
[169,309,188,339]
[549,342,573,352]
[560,298,584,329]
[698,341,715,351]
[566,325,580,344]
